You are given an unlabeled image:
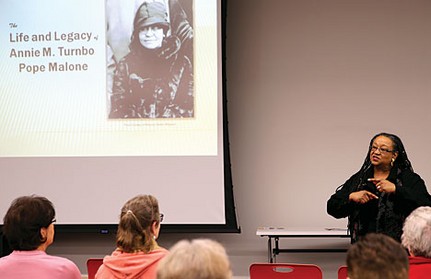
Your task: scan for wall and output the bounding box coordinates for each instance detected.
[32,0,431,278]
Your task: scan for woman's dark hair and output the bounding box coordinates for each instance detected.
[358,132,413,174]
[116,195,161,253]
[3,195,55,251]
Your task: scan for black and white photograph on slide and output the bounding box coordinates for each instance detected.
[106,0,195,119]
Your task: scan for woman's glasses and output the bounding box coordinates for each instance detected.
[371,146,393,154]
[159,213,164,223]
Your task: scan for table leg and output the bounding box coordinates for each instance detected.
[268,237,272,263]
[274,237,279,263]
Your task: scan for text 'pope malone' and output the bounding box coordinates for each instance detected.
[19,62,89,74]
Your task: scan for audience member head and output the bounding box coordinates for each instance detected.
[157,238,232,279]
[346,233,408,279]
[116,194,162,253]
[3,195,56,251]
[401,206,431,258]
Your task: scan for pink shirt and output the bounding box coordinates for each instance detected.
[96,248,168,279]
[0,250,81,279]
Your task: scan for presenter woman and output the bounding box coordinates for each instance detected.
[327,132,431,243]
[0,195,81,279]
[96,195,168,279]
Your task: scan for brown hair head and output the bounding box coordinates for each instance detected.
[347,233,408,279]
[116,195,161,253]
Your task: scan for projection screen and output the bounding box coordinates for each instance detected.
[0,0,239,233]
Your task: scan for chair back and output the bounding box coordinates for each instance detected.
[87,258,103,279]
[338,265,348,279]
[250,263,323,279]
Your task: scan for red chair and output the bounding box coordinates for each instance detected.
[338,265,348,279]
[86,258,103,279]
[250,263,323,279]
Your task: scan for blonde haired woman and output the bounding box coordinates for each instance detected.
[96,195,167,279]
[157,239,232,279]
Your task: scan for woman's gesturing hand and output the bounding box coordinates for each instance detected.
[368,178,396,194]
[349,190,379,204]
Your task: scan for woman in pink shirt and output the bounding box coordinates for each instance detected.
[0,195,81,279]
[96,195,168,279]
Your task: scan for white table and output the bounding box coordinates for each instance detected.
[256,227,351,263]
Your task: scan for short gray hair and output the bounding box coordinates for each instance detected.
[401,206,431,258]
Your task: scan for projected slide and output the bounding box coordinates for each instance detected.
[0,0,218,157]
[0,0,235,230]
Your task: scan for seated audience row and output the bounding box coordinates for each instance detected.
[0,194,232,279]
[2,195,431,279]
